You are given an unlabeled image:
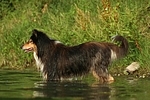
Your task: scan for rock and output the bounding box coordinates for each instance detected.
[124,62,140,75]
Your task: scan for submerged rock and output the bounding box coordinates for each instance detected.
[124,62,140,75]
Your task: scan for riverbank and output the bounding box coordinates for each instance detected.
[0,0,150,72]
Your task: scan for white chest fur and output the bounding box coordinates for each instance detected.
[33,52,48,80]
[33,52,44,72]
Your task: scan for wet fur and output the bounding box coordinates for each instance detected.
[22,29,128,82]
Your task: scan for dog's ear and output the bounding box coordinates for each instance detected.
[32,29,38,37]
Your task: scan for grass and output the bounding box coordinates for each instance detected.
[0,0,150,74]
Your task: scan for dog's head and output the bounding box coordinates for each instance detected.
[22,29,52,53]
[21,29,39,53]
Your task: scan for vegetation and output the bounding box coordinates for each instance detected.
[0,0,150,74]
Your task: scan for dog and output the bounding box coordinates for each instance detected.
[22,29,128,82]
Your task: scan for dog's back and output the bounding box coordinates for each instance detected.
[22,29,128,82]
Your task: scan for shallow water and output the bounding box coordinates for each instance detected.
[0,70,150,100]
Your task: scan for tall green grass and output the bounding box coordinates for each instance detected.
[0,0,150,73]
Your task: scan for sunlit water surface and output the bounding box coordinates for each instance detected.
[0,70,150,100]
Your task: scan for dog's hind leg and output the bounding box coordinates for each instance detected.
[92,67,114,83]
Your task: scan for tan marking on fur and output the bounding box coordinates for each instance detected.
[43,73,47,80]
[108,74,114,81]
[22,39,37,52]
[92,71,105,83]
[92,70,114,83]
[92,70,100,81]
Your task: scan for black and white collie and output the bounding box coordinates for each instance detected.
[22,29,128,82]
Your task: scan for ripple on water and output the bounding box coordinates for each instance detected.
[0,70,150,100]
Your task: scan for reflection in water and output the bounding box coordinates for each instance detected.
[1,70,150,100]
[33,81,113,100]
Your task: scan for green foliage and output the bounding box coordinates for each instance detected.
[0,0,150,73]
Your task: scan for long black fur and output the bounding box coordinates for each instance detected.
[25,29,128,82]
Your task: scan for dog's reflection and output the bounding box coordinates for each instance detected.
[33,81,114,100]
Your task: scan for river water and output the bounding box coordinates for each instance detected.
[0,69,150,100]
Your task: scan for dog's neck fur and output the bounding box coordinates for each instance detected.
[33,52,47,80]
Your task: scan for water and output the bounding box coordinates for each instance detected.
[0,70,150,100]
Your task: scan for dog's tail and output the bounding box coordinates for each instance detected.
[111,35,129,60]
